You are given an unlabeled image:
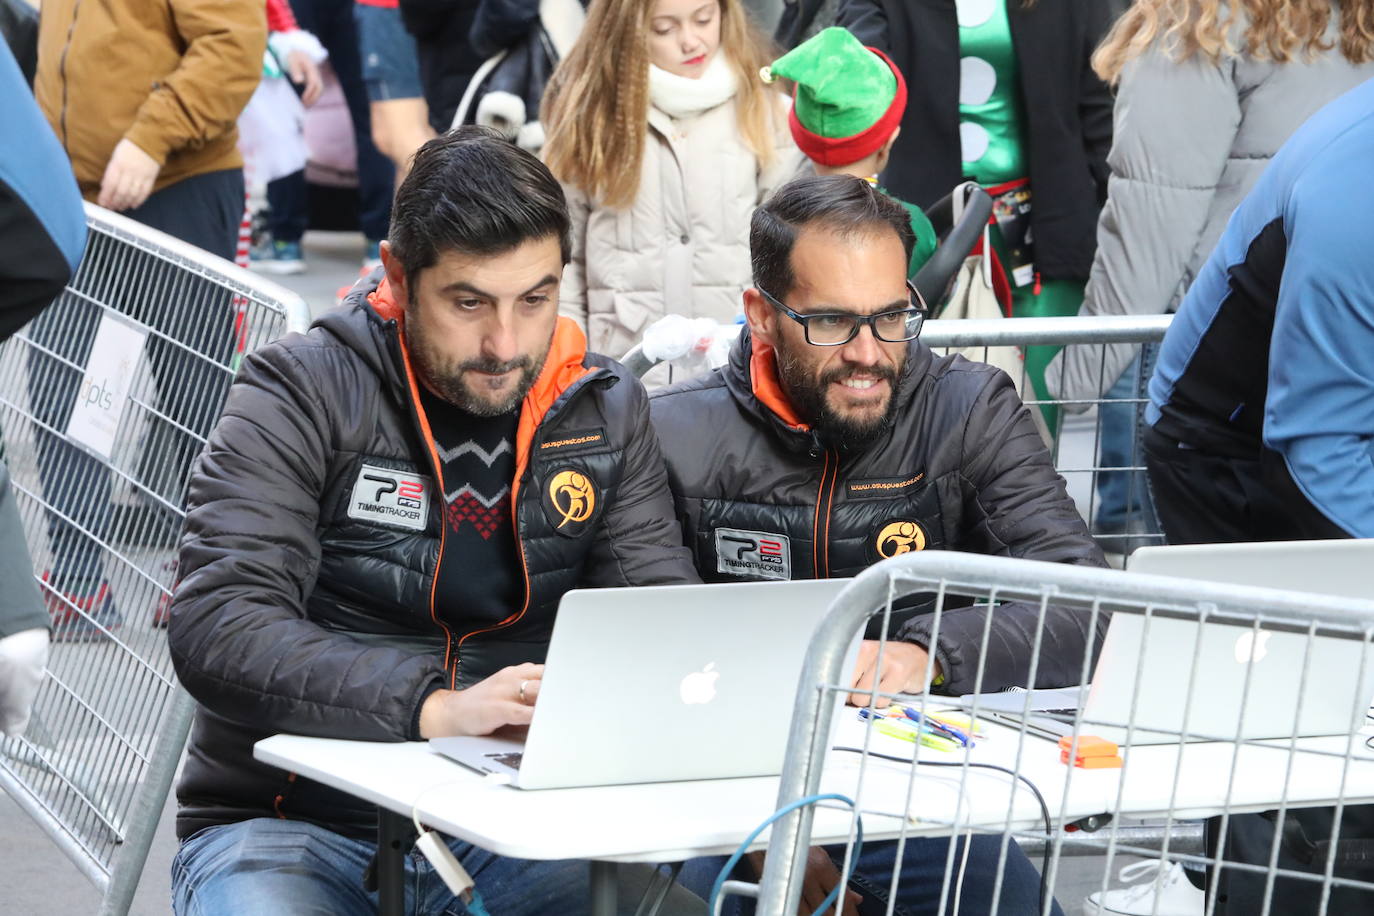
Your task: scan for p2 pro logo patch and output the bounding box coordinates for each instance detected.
[347,464,431,531]
[714,527,791,581]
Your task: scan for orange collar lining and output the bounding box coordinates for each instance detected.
[749,342,810,432]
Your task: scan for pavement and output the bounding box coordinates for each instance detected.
[0,230,1131,914]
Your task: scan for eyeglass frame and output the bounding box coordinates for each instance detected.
[755,279,930,347]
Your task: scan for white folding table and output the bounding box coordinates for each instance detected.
[255,716,1374,915]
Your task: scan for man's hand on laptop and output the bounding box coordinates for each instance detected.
[745,848,861,915]
[847,640,940,708]
[418,663,544,738]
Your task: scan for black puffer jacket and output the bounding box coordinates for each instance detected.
[170,276,697,839]
[649,331,1107,695]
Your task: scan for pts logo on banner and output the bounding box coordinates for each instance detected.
[714,527,791,581]
[65,314,149,460]
[348,465,431,531]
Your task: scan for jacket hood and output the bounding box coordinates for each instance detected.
[722,325,934,454]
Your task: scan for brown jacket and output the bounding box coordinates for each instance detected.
[35,0,265,199]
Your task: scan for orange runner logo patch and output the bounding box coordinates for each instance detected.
[875,520,927,559]
[547,469,596,529]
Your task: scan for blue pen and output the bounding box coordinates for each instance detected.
[900,706,974,747]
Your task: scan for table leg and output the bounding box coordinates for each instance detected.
[375,809,410,916]
[590,860,618,916]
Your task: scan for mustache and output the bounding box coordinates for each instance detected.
[457,356,532,374]
[818,363,900,386]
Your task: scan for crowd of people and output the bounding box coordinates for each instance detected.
[3,0,1374,913]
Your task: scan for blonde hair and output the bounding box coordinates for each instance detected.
[1095,0,1374,84]
[542,0,781,209]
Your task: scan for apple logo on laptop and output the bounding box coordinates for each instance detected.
[1234,630,1272,665]
[680,663,719,705]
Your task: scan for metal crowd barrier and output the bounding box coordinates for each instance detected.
[742,551,1374,916]
[925,315,1171,558]
[0,203,310,914]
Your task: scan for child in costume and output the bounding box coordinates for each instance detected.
[762,27,938,280]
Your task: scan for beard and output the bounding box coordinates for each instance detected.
[407,315,549,417]
[775,341,902,452]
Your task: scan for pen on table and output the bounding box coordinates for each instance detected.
[899,706,975,747]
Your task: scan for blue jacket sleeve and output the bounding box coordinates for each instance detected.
[1264,156,1374,537]
[0,43,86,344]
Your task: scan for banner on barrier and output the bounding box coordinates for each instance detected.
[66,312,147,459]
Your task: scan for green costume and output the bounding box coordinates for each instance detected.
[766,28,939,278]
[958,0,1083,432]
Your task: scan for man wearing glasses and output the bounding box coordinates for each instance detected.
[653,175,1104,912]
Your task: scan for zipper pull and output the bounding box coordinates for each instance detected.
[808,432,823,459]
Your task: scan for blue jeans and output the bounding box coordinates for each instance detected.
[268,0,394,243]
[171,818,707,915]
[1093,348,1158,540]
[677,834,1063,916]
[354,3,424,102]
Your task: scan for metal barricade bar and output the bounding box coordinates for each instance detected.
[0,203,309,914]
[753,551,1374,916]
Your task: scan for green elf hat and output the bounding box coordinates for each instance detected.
[762,27,907,168]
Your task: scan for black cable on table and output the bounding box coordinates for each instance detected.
[831,746,1054,916]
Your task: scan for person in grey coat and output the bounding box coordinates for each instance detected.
[1050,0,1374,406]
[0,42,86,736]
[1045,0,1374,547]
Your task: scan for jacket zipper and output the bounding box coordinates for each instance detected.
[386,327,458,684]
[451,370,608,685]
[810,441,839,578]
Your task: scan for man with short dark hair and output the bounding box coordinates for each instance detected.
[654,174,1105,914]
[167,127,701,913]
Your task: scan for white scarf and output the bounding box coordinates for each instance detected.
[649,54,737,120]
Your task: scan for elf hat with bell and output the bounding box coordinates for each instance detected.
[762,27,907,168]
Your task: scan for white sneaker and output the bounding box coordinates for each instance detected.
[1083,861,1205,916]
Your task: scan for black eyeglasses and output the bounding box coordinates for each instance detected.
[757,280,929,346]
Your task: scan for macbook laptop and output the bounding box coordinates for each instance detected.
[967,540,1374,745]
[430,578,857,788]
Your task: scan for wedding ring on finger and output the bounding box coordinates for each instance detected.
[519,679,529,704]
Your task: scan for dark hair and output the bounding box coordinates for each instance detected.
[388,126,572,284]
[750,174,915,298]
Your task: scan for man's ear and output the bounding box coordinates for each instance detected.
[379,240,409,308]
[743,287,777,349]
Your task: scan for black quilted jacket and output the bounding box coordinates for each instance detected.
[649,331,1108,695]
[170,276,697,839]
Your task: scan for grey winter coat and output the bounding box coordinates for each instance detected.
[650,330,1108,696]
[1050,19,1374,405]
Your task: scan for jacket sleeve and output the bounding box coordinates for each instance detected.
[558,181,590,332]
[898,369,1109,694]
[1049,50,1240,406]
[580,376,702,587]
[168,343,447,742]
[265,0,299,33]
[0,43,85,344]
[1264,168,1374,538]
[123,0,267,165]
[469,0,539,58]
[1079,0,1114,206]
[835,0,889,53]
